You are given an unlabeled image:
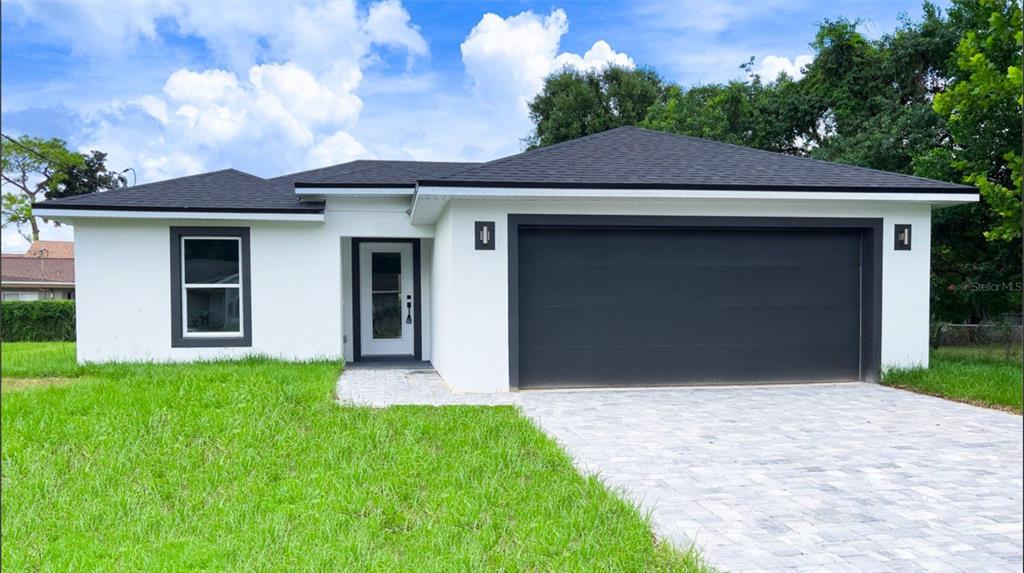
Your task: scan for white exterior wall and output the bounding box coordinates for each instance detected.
[429,208,457,384]
[428,198,933,393]
[74,196,435,364]
[73,193,935,394]
[75,218,343,363]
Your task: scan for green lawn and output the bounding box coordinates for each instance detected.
[1,343,710,572]
[883,346,1023,414]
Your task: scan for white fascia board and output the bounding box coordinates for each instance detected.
[409,185,978,224]
[32,208,325,223]
[418,186,979,203]
[295,187,414,198]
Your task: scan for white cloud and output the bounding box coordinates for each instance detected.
[635,0,795,34]
[461,9,633,113]
[553,40,635,72]
[5,1,627,201]
[308,131,376,168]
[364,0,429,60]
[47,1,427,182]
[7,0,168,58]
[757,54,812,80]
[9,1,428,75]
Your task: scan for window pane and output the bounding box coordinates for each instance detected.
[184,239,239,284]
[372,292,402,339]
[186,288,241,333]
[371,252,400,292]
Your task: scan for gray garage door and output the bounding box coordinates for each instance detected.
[515,226,864,389]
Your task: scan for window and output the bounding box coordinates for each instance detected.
[2,291,39,301]
[170,227,251,347]
[370,252,402,339]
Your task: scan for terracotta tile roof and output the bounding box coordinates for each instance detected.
[26,240,74,259]
[1,255,75,284]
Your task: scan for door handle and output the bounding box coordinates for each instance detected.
[405,294,412,324]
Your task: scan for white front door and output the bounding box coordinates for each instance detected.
[359,242,415,356]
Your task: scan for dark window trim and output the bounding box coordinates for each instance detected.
[351,238,422,362]
[170,226,253,348]
[506,214,884,390]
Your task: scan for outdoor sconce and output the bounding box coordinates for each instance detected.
[475,221,495,250]
[895,224,912,251]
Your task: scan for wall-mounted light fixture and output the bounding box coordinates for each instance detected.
[475,221,495,250]
[894,224,912,251]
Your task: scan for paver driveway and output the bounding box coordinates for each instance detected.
[339,368,1024,572]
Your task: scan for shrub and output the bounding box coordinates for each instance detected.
[0,300,76,342]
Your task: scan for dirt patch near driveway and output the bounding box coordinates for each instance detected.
[2,377,81,392]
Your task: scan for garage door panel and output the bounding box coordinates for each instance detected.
[516,225,865,389]
[520,263,860,308]
[519,342,861,387]
[520,304,861,349]
[520,228,860,267]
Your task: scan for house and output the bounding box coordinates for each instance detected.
[1,240,75,301]
[32,127,978,392]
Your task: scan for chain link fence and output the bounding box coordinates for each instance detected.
[930,323,1024,363]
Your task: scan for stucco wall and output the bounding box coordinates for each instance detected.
[73,195,935,394]
[74,197,435,365]
[74,218,343,363]
[428,199,933,393]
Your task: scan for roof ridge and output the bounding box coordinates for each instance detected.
[38,168,268,206]
[271,160,375,182]
[273,159,482,183]
[434,127,630,181]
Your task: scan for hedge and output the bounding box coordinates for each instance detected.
[0,300,76,342]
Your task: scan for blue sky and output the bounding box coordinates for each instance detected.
[2,0,945,248]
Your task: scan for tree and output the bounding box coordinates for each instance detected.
[643,64,816,154]
[523,0,1020,322]
[932,0,1023,241]
[48,150,127,200]
[1,135,125,241]
[526,65,667,148]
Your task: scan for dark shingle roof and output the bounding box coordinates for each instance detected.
[34,169,323,213]
[33,128,975,214]
[274,160,478,187]
[423,126,975,193]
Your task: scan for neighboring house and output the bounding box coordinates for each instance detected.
[1,241,76,301]
[33,127,978,392]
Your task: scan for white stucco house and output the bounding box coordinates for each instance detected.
[33,127,978,392]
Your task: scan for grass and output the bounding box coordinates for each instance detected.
[883,346,1023,414]
[1,341,80,379]
[1,343,711,572]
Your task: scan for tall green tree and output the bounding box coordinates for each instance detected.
[526,65,667,148]
[526,0,1021,322]
[643,63,815,154]
[1,135,125,241]
[931,0,1022,241]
